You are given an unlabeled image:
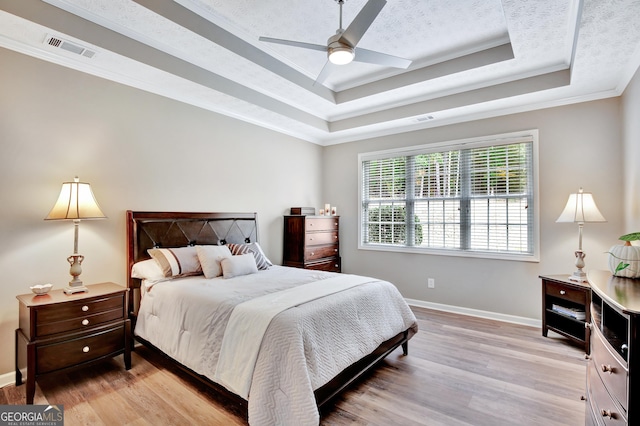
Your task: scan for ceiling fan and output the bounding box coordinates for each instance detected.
[259,0,412,84]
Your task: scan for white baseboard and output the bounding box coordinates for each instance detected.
[0,370,18,389]
[406,298,542,328]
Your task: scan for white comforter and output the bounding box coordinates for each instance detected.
[134,266,418,426]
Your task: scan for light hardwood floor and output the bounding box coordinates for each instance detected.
[2,307,587,425]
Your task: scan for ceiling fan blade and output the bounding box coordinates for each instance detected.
[259,36,327,52]
[339,0,386,47]
[314,60,335,86]
[354,47,412,69]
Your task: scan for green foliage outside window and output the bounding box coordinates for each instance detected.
[367,205,423,245]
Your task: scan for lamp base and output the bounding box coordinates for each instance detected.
[568,249,588,282]
[568,271,588,282]
[64,284,89,294]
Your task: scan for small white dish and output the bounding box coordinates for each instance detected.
[30,283,53,295]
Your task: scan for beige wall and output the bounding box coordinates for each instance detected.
[622,66,640,232]
[323,99,625,320]
[0,48,323,376]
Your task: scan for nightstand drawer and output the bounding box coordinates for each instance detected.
[305,218,338,232]
[305,244,339,261]
[36,325,125,374]
[36,293,124,324]
[546,281,586,305]
[36,308,123,337]
[305,231,338,246]
[592,327,627,412]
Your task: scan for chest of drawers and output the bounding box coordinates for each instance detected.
[585,270,639,425]
[283,215,341,272]
[15,282,131,404]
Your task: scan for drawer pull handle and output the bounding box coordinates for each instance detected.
[334,236,337,239]
[559,290,566,295]
[311,252,315,256]
[81,305,89,312]
[601,364,614,374]
[82,319,89,326]
[600,409,614,419]
[335,264,339,268]
[82,346,90,353]
[334,249,338,252]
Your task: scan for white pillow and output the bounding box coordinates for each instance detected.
[147,246,202,278]
[196,245,232,278]
[131,259,165,281]
[221,253,258,278]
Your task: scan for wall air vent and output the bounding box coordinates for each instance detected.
[44,35,96,59]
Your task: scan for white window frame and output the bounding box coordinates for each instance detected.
[358,130,540,262]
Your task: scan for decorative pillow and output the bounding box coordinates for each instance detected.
[196,245,232,279]
[221,253,258,278]
[131,259,165,281]
[147,246,202,278]
[227,242,272,270]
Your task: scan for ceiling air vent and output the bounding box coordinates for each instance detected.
[44,35,96,59]
[415,115,435,123]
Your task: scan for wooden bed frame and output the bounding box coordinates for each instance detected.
[126,210,415,413]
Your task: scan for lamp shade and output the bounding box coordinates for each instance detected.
[45,177,106,220]
[556,188,606,224]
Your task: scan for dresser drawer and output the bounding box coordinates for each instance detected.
[304,244,339,261]
[305,218,338,232]
[545,281,586,305]
[588,359,627,425]
[36,325,125,374]
[592,327,628,411]
[36,293,124,324]
[36,308,124,337]
[305,231,338,246]
[305,257,341,272]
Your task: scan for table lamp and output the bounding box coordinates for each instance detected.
[556,187,606,282]
[45,177,106,293]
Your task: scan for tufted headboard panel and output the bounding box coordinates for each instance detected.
[125,210,258,316]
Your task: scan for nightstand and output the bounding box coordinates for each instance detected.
[540,274,591,353]
[15,282,131,404]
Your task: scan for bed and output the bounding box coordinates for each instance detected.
[126,211,418,426]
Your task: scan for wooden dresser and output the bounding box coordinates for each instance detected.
[15,282,131,404]
[585,270,640,425]
[283,215,341,272]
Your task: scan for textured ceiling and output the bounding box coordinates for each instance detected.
[1,0,639,145]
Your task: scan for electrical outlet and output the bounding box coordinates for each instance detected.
[428,278,435,288]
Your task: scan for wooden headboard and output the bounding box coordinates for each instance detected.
[126,211,259,317]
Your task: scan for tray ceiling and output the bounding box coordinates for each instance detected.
[1,0,639,145]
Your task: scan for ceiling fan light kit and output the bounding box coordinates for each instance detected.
[328,36,354,65]
[259,0,411,83]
